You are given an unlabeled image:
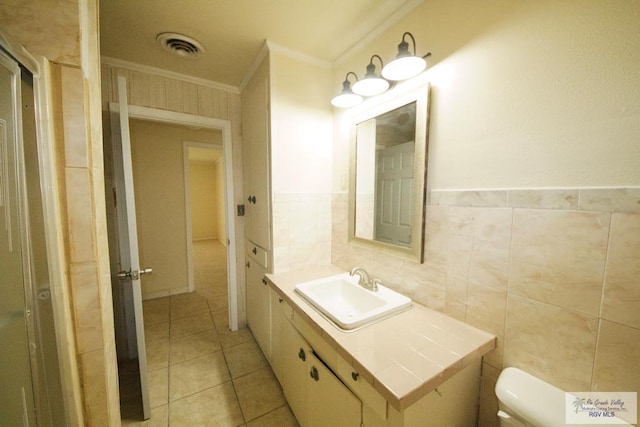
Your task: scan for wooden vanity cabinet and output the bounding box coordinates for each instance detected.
[267,284,484,427]
[271,290,362,427]
[245,254,270,357]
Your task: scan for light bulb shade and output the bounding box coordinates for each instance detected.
[331,73,363,108]
[352,77,389,97]
[381,56,426,81]
[331,92,363,108]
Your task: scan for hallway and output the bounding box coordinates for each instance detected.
[122,240,298,426]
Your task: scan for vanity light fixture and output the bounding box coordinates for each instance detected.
[381,32,431,81]
[351,55,390,97]
[331,72,363,108]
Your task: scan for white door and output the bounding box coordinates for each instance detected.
[0,45,37,427]
[109,75,151,419]
[375,141,415,247]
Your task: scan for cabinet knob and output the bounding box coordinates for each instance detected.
[252,247,257,255]
[247,195,256,204]
[246,261,250,268]
[310,366,319,381]
[351,372,359,381]
[298,348,306,361]
[279,298,284,303]
[262,278,267,285]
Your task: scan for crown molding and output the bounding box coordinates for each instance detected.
[333,0,425,67]
[266,40,332,69]
[238,41,270,93]
[101,56,240,94]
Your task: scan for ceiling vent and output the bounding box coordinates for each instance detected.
[156,32,205,59]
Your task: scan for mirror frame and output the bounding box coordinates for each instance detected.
[348,84,430,263]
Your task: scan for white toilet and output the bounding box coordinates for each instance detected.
[495,367,634,426]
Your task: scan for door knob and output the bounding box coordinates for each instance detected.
[117,268,152,281]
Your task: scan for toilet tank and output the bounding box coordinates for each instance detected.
[495,367,633,427]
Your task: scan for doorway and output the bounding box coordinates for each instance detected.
[106,103,239,419]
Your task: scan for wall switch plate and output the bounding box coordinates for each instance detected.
[237,204,245,216]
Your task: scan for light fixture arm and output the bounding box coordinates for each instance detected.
[365,54,384,77]
[400,32,417,57]
[342,71,358,87]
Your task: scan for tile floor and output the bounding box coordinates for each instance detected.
[121,240,299,426]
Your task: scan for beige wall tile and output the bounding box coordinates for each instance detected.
[503,294,598,391]
[61,66,88,168]
[510,209,609,315]
[601,213,640,329]
[431,190,507,207]
[65,167,96,263]
[468,208,512,291]
[592,320,640,395]
[80,349,109,426]
[70,262,103,354]
[580,188,640,213]
[466,283,507,369]
[507,189,578,210]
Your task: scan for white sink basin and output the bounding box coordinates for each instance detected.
[295,273,412,331]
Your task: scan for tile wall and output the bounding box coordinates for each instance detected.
[272,193,332,273]
[332,187,640,427]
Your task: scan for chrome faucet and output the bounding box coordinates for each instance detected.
[350,267,379,292]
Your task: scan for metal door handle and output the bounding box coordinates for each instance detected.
[117,270,131,280]
[118,268,152,281]
[310,366,319,381]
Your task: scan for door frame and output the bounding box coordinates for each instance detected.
[183,141,224,293]
[117,104,239,329]
[0,32,83,424]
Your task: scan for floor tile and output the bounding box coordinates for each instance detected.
[171,293,210,320]
[169,382,244,427]
[148,367,168,408]
[146,339,169,372]
[144,321,170,344]
[169,351,230,401]
[169,329,221,365]
[234,367,286,422]
[169,311,214,339]
[122,404,168,426]
[121,240,296,426]
[224,339,268,379]
[143,298,171,325]
[246,405,299,427]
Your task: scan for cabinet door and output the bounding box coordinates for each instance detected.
[269,288,292,383]
[245,260,270,357]
[282,320,311,426]
[242,75,271,249]
[308,352,362,427]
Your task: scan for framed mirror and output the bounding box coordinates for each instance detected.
[348,85,430,263]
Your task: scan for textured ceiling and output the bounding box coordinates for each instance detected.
[99,0,421,88]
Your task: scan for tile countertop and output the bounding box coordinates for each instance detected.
[265,266,496,412]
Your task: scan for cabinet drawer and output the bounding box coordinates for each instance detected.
[274,293,293,320]
[291,311,337,368]
[246,241,268,269]
[337,353,387,421]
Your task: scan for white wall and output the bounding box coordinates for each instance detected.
[334,0,640,191]
[269,48,335,272]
